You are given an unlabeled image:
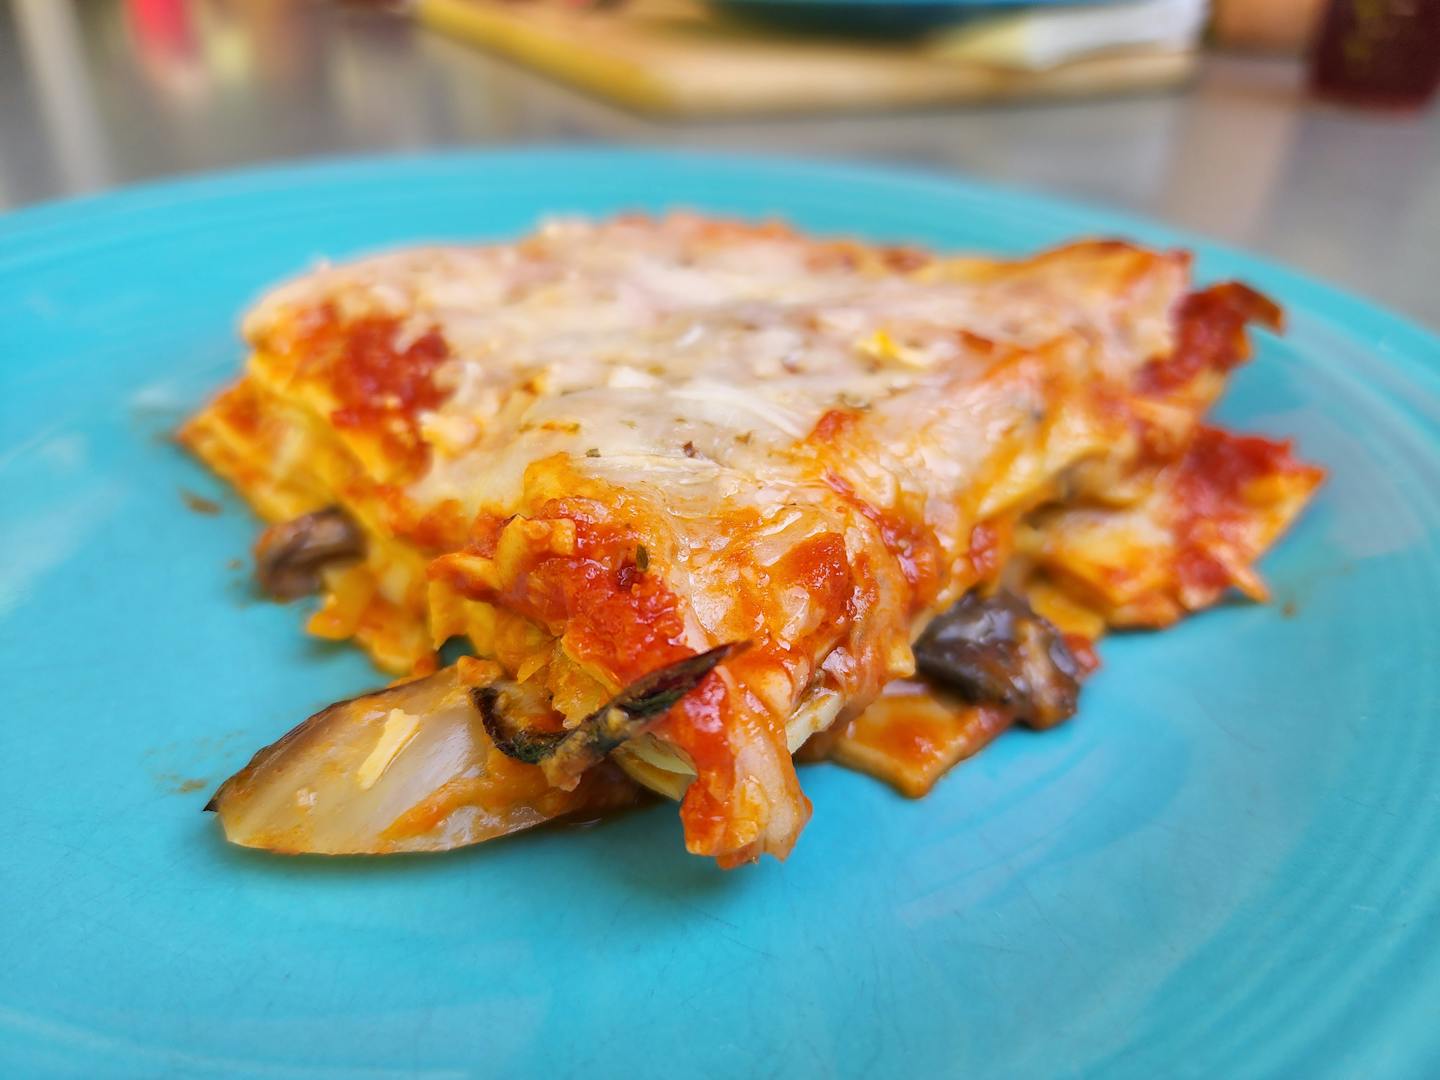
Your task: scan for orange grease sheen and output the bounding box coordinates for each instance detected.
[956,329,999,356]
[823,472,939,601]
[213,381,262,436]
[694,218,797,243]
[379,761,640,843]
[370,485,472,554]
[842,690,1013,798]
[776,532,856,637]
[862,708,953,774]
[401,499,471,554]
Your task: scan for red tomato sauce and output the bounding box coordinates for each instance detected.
[775,532,856,639]
[297,305,453,475]
[1172,426,1304,593]
[1137,283,1282,395]
[467,504,691,686]
[665,675,735,849]
[809,407,861,442]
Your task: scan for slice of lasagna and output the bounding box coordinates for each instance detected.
[183,214,1322,866]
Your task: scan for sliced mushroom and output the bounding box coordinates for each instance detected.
[475,642,745,789]
[254,507,365,599]
[913,590,1081,728]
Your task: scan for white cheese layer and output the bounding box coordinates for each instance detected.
[244,214,1183,519]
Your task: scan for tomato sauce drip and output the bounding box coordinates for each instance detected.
[1137,283,1282,395]
[440,494,861,862]
[665,675,735,847]
[665,538,849,861]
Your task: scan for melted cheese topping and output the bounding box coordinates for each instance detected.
[244,215,1183,522]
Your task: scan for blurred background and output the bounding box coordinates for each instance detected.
[2,0,1436,322]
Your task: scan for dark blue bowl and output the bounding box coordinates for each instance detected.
[714,0,1119,38]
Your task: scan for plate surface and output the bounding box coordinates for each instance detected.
[2,150,1437,1078]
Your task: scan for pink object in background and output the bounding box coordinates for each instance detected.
[126,0,195,55]
[1308,0,1440,108]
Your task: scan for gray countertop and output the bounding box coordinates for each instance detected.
[3,0,1437,326]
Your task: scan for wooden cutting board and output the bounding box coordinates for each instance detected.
[418,0,1197,116]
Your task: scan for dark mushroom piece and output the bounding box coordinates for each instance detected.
[254,507,365,599]
[476,642,746,788]
[913,589,1081,729]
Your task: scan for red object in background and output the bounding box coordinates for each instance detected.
[127,0,194,56]
[1308,0,1440,108]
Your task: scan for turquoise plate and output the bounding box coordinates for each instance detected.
[2,150,1436,1078]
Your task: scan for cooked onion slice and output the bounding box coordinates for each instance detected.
[206,663,640,855]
